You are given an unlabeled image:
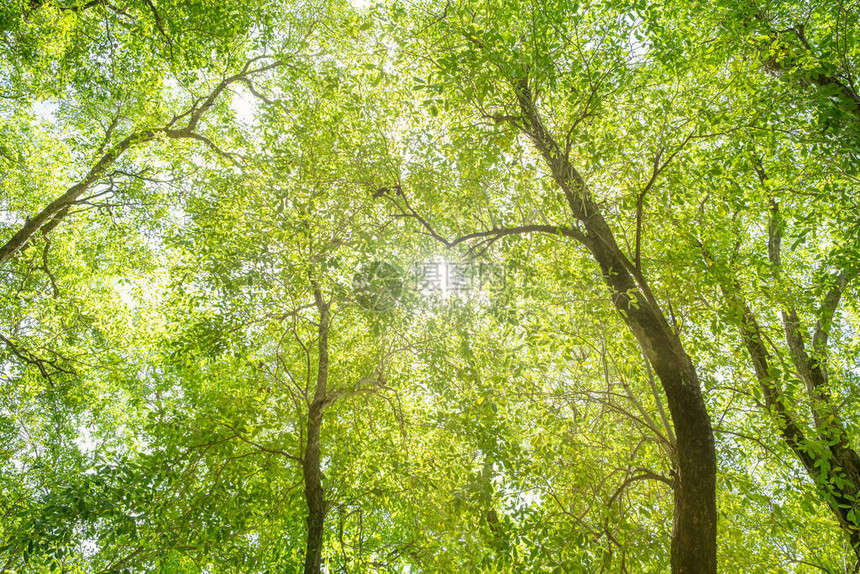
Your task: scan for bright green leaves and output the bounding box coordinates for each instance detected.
[4,0,860,571]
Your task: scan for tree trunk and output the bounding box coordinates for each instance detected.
[303,288,330,574]
[0,130,154,265]
[513,81,717,573]
[303,401,326,574]
[719,274,860,558]
[584,225,717,573]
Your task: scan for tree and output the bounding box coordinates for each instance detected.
[3,0,860,571]
[378,2,719,570]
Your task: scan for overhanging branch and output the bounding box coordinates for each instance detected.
[376,185,585,254]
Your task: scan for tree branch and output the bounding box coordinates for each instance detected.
[219,424,302,463]
[813,265,858,353]
[634,131,694,270]
[378,185,586,251]
[0,57,283,265]
[0,332,75,385]
[701,239,822,479]
[607,468,673,507]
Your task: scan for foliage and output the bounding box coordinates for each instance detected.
[2,0,860,572]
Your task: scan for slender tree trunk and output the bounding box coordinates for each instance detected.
[303,402,326,574]
[0,130,154,265]
[303,288,330,574]
[513,81,717,573]
[718,269,860,559]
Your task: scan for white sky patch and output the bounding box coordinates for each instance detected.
[115,280,137,310]
[0,208,25,227]
[0,360,14,382]
[231,87,260,126]
[74,424,98,454]
[626,14,651,62]
[415,257,477,299]
[113,268,168,313]
[416,257,453,296]
[80,537,100,558]
[514,489,542,508]
[32,100,59,124]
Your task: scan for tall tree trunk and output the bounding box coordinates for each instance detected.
[513,80,717,573]
[303,288,330,574]
[586,228,716,573]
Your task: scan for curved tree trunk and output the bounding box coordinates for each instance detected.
[587,228,716,572]
[513,80,717,573]
[375,66,718,574]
